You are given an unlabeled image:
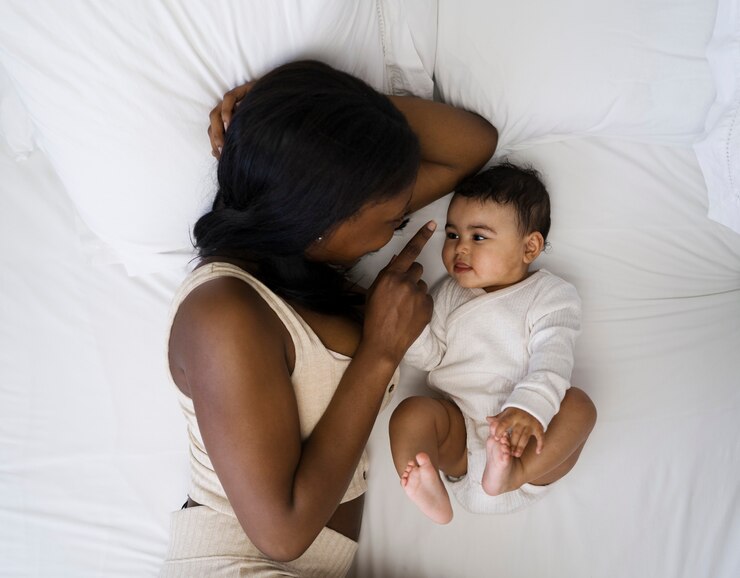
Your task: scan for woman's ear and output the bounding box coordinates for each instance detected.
[523,232,545,264]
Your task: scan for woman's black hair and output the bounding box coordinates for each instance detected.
[194,60,421,317]
[455,162,551,241]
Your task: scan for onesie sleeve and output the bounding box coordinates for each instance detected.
[402,277,453,371]
[501,278,581,430]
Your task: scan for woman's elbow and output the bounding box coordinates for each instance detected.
[488,124,499,152]
[465,119,498,173]
[259,542,310,564]
[243,520,316,563]
[480,123,498,162]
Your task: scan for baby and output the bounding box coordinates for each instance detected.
[390,162,594,523]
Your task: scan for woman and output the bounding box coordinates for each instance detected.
[160,60,498,577]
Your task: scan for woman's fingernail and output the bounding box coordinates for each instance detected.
[426,221,437,231]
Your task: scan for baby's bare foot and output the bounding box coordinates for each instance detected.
[482,432,515,496]
[401,452,453,524]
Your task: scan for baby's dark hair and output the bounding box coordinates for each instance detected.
[454,162,551,241]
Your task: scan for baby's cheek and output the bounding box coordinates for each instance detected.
[441,246,454,269]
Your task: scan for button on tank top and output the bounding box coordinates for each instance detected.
[167,262,399,517]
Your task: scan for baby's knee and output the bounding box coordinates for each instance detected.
[391,396,431,425]
[390,396,443,433]
[567,387,598,429]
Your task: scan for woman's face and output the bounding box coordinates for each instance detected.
[306,187,413,266]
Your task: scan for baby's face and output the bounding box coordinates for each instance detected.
[442,196,531,292]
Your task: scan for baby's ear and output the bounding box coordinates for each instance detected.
[523,232,545,264]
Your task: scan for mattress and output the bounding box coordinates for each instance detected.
[1,1,739,577]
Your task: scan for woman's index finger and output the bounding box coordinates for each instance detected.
[386,221,436,272]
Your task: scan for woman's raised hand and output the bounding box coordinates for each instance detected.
[363,222,436,364]
[207,81,255,158]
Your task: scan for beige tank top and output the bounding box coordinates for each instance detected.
[167,262,399,517]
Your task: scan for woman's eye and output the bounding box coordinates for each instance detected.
[394,217,410,232]
[445,232,458,240]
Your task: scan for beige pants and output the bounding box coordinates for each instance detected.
[160,505,357,577]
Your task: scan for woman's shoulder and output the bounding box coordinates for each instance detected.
[171,272,294,381]
[180,259,285,325]
[180,270,289,340]
[182,273,272,318]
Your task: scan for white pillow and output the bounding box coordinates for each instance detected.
[0,63,34,159]
[694,0,740,234]
[434,0,718,153]
[0,0,434,275]
[378,0,436,97]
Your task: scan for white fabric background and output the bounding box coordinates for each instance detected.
[694,0,740,234]
[1,1,739,577]
[434,0,717,153]
[353,136,740,578]
[4,131,738,578]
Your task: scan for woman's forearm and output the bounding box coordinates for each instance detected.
[389,96,498,211]
[247,225,434,561]
[252,343,399,561]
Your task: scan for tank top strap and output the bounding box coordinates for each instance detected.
[170,262,320,354]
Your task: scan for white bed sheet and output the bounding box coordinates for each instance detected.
[0,139,189,576]
[354,137,740,577]
[2,130,739,577]
[2,1,740,575]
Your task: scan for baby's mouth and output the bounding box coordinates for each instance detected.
[453,262,472,273]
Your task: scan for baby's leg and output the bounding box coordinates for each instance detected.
[483,387,597,495]
[389,397,467,524]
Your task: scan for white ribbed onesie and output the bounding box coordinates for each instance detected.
[404,269,581,514]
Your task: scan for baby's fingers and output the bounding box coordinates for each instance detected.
[486,416,507,440]
[509,427,529,457]
[533,429,545,455]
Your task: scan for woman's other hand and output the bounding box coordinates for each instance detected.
[208,81,255,158]
[363,221,436,364]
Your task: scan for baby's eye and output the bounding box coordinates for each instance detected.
[473,234,487,241]
[445,232,458,240]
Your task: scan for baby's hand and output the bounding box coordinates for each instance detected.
[487,408,544,458]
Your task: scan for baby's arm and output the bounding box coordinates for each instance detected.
[492,279,581,456]
[402,278,453,371]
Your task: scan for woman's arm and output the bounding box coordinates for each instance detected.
[207,87,497,213]
[171,226,434,561]
[388,96,497,213]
